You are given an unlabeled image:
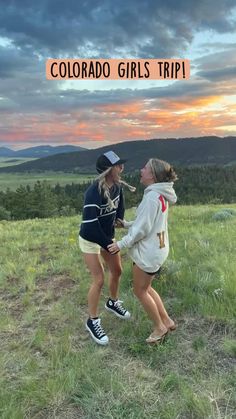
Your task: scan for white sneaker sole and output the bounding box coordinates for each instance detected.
[105,305,131,319]
[86,324,109,346]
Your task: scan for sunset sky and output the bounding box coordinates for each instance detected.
[0,0,236,149]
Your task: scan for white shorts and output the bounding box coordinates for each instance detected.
[79,235,101,254]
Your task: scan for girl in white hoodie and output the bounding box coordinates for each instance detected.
[108,158,177,344]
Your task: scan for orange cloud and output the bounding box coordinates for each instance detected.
[1,93,236,147]
[99,102,143,114]
[159,96,224,111]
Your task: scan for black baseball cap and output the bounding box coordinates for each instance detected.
[96,151,127,174]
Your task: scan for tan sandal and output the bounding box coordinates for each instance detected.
[146,331,168,345]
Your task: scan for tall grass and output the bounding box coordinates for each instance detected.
[0,204,235,418]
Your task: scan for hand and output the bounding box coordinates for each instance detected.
[107,242,120,254]
[115,218,125,228]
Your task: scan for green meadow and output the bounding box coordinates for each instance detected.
[0,158,37,168]
[0,172,95,191]
[0,205,235,418]
[0,158,95,191]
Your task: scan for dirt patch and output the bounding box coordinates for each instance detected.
[0,289,25,319]
[5,276,20,286]
[0,274,76,322]
[8,300,25,319]
[33,274,76,305]
[0,289,21,300]
[0,329,22,351]
[28,244,51,263]
[36,274,75,292]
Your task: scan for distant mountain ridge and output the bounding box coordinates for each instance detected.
[0,147,15,157]
[0,137,235,173]
[0,145,87,158]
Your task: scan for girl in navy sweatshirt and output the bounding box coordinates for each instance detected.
[79,151,134,346]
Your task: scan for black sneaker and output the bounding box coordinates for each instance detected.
[105,299,131,319]
[86,318,109,345]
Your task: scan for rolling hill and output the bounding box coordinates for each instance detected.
[0,147,15,157]
[0,145,87,158]
[0,136,235,173]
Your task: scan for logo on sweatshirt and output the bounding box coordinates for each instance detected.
[157,231,165,248]
[159,196,167,212]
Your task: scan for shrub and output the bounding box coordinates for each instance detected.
[0,206,11,220]
[212,210,234,221]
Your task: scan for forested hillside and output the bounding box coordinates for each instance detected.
[0,166,235,220]
[0,137,235,173]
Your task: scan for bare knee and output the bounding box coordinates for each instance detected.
[114,265,122,278]
[109,264,122,279]
[132,264,151,300]
[133,284,146,299]
[92,274,104,290]
[101,251,123,279]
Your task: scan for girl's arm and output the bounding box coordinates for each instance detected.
[108,198,159,253]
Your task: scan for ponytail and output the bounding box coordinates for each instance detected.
[165,167,178,182]
[119,180,136,192]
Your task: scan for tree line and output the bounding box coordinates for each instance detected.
[0,165,235,221]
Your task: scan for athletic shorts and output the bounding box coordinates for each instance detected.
[78,236,115,254]
[133,262,161,276]
[79,236,101,254]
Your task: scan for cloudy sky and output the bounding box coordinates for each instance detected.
[0,0,236,149]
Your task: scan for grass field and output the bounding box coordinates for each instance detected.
[0,205,235,418]
[0,172,95,191]
[0,158,37,168]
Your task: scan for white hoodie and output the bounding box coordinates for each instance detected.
[117,182,177,273]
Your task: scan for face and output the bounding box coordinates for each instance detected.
[140,162,155,186]
[109,164,124,183]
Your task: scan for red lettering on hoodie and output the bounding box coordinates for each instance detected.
[159,195,167,212]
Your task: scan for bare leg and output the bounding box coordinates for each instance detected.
[101,250,122,300]
[133,264,167,336]
[148,286,175,329]
[83,253,104,318]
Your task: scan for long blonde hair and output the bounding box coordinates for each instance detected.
[96,167,136,210]
[148,158,178,183]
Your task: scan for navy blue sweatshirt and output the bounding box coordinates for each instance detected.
[79,181,125,250]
